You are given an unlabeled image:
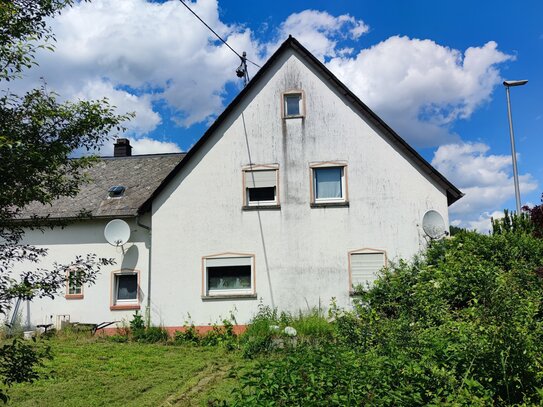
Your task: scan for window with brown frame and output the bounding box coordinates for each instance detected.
[111,270,140,310]
[349,249,387,292]
[244,169,278,207]
[202,254,255,298]
[282,91,304,118]
[310,162,348,206]
[66,269,83,299]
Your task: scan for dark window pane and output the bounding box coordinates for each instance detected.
[208,266,251,290]
[285,95,301,116]
[117,274,137,300]
[248,187,275,202]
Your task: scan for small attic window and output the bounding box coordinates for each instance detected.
[108,186,126,198]
[283,91,304,118]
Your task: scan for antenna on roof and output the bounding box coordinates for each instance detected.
[236,52,249,86]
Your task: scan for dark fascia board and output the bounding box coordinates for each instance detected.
[139,36,463,213]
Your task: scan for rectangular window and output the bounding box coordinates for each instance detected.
[350,251,386,290]
[116,274,137,301]
[244,169,278,206]
[311,164,347,204]
[66,270,83,299]
[204,256,254,297]
[111,271,140,310]
[283,92,304,118]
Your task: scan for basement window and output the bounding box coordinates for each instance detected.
[108,185,126,198]
[203,256,255,297]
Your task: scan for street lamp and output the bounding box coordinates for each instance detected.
[503,79,528,214]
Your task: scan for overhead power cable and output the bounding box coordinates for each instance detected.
[178,0,261,69]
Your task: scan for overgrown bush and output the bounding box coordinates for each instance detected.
[239,305,333,358]
[127,311,168,343]
[174,324,200,345]
[231,229,543,405]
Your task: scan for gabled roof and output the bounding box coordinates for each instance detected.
[18,153,185,220]
[140,36,463,212]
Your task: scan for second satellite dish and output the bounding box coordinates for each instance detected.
[422,210,447,239]
[104,219,131,246]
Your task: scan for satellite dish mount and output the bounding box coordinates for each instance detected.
[104,219,131,251]
[422,210,448,240]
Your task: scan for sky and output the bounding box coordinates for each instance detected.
[6,0,543,232]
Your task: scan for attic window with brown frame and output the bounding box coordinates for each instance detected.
[283,91,304,118]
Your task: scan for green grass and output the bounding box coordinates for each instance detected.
[8,336,246,406]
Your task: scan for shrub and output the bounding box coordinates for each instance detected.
[174,324,200,345]
[106,334,128,343]
[200,317,237,349]
[129,311,145,339]
[232,230,543,405]
[135,326,168,343]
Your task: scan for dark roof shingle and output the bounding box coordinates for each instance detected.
[18,153,185,220]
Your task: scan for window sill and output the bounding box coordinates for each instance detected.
[110,304,140,311]
[201,293,258,301]
[283,115,304,120]
[65,294,84,300]
[242,205,281,211]
[311,201,349,208]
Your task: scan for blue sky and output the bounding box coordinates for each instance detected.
[7,0,543,231]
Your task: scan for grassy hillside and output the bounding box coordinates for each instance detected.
[8,336,246,406]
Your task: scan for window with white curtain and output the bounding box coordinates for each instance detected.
[312,165,346,203]
[204,256,254,296]
[244,169,278,206]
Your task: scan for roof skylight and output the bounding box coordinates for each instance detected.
[108,186,126,198]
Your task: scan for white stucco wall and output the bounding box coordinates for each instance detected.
[11,217,150,328]
[150,49,450,327]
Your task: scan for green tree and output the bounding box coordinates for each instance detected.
[523,194,543,238]
[0,0,130,401]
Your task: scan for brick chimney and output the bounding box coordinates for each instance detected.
[114,138,132,157]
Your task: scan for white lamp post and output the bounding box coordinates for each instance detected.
[503,79,528,214]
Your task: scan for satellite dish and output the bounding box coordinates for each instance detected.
[422,210,447,239]
[104,219,130,246]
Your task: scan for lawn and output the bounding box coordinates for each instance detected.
[8,336,246,406]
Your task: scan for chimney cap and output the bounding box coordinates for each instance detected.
[113,138,132,157]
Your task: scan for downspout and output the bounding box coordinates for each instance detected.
[137,215,152,326]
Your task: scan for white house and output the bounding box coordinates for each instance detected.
[13,37,462,333]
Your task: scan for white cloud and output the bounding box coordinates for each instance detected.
[72,81,161,135]
[125,137,182,155]
[11,0,263,136]
[5,2,514,161]
[326,37,513,147]
[99,137,182,156]
[432,142,538,224]
[455,210,505,234]
[268,10,369,60]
